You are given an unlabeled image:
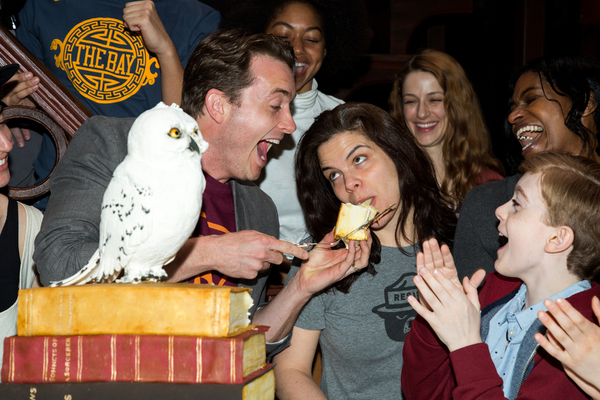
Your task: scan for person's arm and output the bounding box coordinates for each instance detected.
[122,1,183,105]
[252,231,371,343]
[535,297,600,400]
[163,230,309,283]
[273,327,326,400]
[33,116,132,285]
[402,239,492,400]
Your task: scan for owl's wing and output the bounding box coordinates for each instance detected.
[96,171,154,280]
[49,169,154,286]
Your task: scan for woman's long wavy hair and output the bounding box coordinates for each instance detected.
[295,102,457,293]
[389,49,504,205]
[503,55,600,174]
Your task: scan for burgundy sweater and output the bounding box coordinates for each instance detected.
[402,272,599,400]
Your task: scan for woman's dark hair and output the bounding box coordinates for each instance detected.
[295,102,457,293]
[504,54,600,174]
[220,0,370,79]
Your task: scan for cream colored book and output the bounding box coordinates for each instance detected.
[17,283,252,337]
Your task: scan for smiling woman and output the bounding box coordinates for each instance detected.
[504,55,600,171]
[389,49,505,208]
[0,64,43,375]
[453,54,600,280]
[222,0,370,245]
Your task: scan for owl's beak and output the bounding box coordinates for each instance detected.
[188,139,200,153]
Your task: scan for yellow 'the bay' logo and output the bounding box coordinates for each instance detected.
[50,18,159,104]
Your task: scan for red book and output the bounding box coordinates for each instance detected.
[2,327,267,384]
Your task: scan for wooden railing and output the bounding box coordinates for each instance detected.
[0,24,92,199]
[4,106,69,200]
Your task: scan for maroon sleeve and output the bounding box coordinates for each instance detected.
[401,273,519,400]
[401,315,455,400]
[450,344,505,399]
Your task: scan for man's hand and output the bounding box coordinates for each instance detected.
[209,230,309,279]
[1,72,38,147]
[295,230,371,296]
[408,266,484,352]
[252,231,371,343]
[535,296,600,400]
[167,230,309,282]
[123,1,174,57]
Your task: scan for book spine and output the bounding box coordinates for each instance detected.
[2,333,265,384]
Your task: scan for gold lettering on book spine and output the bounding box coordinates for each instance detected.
[64,337,71,382]
[50,338,58,382]
[168,336,174,382]
[196,337,203,383]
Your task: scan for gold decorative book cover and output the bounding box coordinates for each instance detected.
[17,283,253,337]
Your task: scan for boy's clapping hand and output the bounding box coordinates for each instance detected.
[408,238,487,352]
[535,297,600,400]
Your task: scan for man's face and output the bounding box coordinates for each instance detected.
[213,55,296,182]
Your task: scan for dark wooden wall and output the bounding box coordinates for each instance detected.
[193,0,600,168]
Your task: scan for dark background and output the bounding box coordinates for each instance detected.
[205,0,600,173]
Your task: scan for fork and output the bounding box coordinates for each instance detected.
[295,203,396,249]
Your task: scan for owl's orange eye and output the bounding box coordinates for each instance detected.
[168,128,181,138]
[193,128,199,135]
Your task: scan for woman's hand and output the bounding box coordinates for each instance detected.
[297,229,371,296]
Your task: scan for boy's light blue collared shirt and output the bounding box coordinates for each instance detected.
[485,280,591,398]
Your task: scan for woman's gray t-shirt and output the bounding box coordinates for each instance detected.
[287,245,418,400]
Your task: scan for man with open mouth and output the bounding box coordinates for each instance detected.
[34,29,369,358]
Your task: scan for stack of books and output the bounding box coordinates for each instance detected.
[1,283,274,399]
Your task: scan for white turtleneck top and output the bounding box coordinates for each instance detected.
[258,80,343,244]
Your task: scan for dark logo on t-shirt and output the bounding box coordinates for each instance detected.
[50,18,159,104]
[372,272,417,342]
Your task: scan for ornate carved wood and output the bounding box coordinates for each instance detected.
[0,24,91,139]
[5,106,69,200]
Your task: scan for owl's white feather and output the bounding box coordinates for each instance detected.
[50,102,208,286]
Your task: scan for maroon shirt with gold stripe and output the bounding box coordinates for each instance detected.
[189,172,237,287]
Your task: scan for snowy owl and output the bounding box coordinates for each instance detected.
[51,102,208,286]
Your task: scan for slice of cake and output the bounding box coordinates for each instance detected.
[334,200,379,242]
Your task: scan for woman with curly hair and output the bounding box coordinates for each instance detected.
[273,102,457,399]
[222,0,370,244]
[389,49,504,208]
